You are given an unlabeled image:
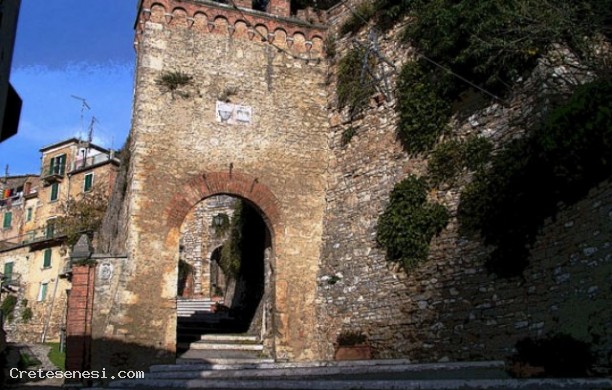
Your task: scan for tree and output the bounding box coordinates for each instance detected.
[56,189,109,247]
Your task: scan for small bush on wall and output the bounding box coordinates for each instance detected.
[396,62,451,154]
[427,136,493,186]
[337,48,376,114]
[377,175,449,271]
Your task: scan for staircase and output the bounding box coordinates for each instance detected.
[89,359,612,389]
[176,298,241,346]
[177,334,272,364]
[176,297,216,318]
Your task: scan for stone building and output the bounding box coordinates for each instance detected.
[0,138,119,342]
[66,0,610,376]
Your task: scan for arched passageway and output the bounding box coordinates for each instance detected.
[176,195,273,352]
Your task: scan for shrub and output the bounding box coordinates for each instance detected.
[341,126,357,146]
[427,136,493,186]
[396,62,451,154]
[338,1,376,36]
[21,307,33,323]
[511,334,594,377]
[337,330,367,346]
[156,71,192,92]
[458,80,612,276]
[337,48,376,113]
[427,139,465,186]
[377,175,449,271]
[1,295,17,321]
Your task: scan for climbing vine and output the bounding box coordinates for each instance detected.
[458,80,612,276]
[376,175,449,272]
[336,48,375,113]
[427,136,493,186]
[219,201,245,280]
[396,61,451,154]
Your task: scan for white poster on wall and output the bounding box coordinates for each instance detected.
[216,101,252,124]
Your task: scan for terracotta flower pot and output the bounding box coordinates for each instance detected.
[334,344,372,360]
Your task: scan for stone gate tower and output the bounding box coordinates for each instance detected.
[102,0,330,367]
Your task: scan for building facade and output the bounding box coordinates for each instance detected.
[0,138,119,342]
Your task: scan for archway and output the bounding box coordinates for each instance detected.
[176,194,273,355]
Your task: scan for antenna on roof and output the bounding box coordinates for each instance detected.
[70,95,91,140]
[88,116,98,144]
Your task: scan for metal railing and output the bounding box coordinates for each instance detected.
[0,272,21,289]
[0,225,66,249]
[70,153,112,172]
[42,164,66,178]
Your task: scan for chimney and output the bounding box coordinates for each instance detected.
[266,0,290,17]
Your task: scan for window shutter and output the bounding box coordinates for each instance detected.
[84,173,93,192]
[43,249,52,268]
[3,212,11,228]
[38,283,48,301]
[50,183,59,201]
[3,262,13,284]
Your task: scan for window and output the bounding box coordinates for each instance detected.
[43,249,52,268]
[26,207,33,222]
[2,211,11,228]
[48,154,66,176]
[83,172,94,192]
[46,219,56,239]
[50,183,59,202]
[2,262,13,286]
[38,283,48,302]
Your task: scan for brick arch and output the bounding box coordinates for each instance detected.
[164,171,282,236]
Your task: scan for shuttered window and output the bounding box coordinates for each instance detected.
[2,212,11,228]
[3,262,13,284]
[43,249,52,268]
[50,183,59,201]
[38,283,48,301]
[84,173,94,192]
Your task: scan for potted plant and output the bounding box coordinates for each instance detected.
[334,330,372,360]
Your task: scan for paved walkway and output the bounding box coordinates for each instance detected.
[4,342,64,388]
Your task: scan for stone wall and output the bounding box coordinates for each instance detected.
[315,1,612,370]
[179,195,236,297]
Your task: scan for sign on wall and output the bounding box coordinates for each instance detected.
[216,101,252,124]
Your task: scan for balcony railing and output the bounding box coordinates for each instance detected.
[70,153,112,172]
[41,164,66,184]
[0,272,21,289]
[0,225,66,250]
[0,193,24,208]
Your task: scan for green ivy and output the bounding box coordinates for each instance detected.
[396,62,451,154]
[337,48,375,113]
[427,136,493,186]
[1,295,17,321]
[377,175,449,271]
[220,201,245,280]
[338,1,376,36]
[458,80,612,277]
[341,126,357,146]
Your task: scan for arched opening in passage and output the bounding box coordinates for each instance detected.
[176,195,273,353]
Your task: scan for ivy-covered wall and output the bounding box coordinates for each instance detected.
[316,0,612,371]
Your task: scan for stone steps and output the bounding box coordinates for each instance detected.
[176,298,221,317]
[176,333,269,363]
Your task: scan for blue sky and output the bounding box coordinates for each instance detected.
[0,0,138,175]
